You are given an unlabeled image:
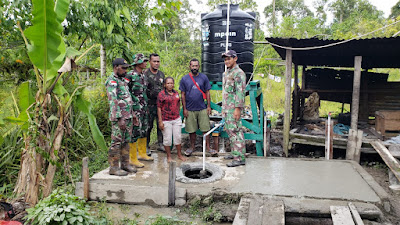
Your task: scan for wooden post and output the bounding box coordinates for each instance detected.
[168,161,176,206]
[354,130,363,163]
[346,129,363,162]
[82,157,89,200]
[347,56,362,162]
[300,66,306,120]
[301,66,306,90]
[361,75,369,121]
[283,49,293,157]
[292,65,299,127]
[351,56,362,130]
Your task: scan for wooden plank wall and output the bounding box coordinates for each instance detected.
[299,69,400,122]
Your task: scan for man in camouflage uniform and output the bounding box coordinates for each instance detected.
[221,50,246,167]
[126,53,154,164]
[145,53,165,152]
[105,58,138,176]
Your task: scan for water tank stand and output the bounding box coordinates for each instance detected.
[181,80,264,156]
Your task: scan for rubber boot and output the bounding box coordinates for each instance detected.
[138,137,154,161]
[121,144,137,173]
[108,149,128,176]
[129,142,144,168]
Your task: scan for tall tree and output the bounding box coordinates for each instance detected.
[264,0,313,26]
[390,0,400,19]
[207,0,258,11]
[64,0,181,76]
[329,0,383,23]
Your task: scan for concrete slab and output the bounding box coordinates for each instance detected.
[76,152,388,207]
[230,158,381,202]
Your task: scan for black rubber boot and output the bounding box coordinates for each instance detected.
[109,166,128,176]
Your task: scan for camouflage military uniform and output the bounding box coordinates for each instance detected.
[145,69,165,146]
[105,73,134,167]
[222,64,246,161]
[126,68,149,139]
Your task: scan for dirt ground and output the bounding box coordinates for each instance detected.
[363,166,400,224]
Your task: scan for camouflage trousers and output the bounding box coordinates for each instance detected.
[132,108,149,140]
[109,119,133,165]
[224,110,246,161]
[147,104,163,145]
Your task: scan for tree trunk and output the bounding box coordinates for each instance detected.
[14,93,61,205]
[43,113,65,197]
[100,44,106,80]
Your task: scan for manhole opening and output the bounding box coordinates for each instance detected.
[184,168,213,179]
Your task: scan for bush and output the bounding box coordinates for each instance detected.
[25,189,94,225]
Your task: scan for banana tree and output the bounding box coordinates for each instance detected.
[11,0,107,205]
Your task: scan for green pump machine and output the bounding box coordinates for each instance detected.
[185,4,265,156]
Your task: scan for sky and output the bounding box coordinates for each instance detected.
[189,0,398,32]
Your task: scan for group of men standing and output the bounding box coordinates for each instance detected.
[105,53,164,176]
[105,50,247,176]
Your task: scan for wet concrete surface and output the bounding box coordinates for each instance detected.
[89,151,383,203]
[230,159,381,202]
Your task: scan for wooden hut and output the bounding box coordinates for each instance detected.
[265,37,400,157]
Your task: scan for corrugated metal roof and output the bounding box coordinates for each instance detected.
[265,37,400,68]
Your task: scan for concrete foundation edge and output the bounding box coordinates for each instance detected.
[348,160,391,212]
[75,182,186,206]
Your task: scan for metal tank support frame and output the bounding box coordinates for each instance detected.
[181,80,264,156]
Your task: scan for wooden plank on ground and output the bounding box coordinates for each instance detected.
[233,198,251,225]
[283,49,293,157]
[330,206,355,225]
[247,198,263,225]
[261,199,285,225]
[348,203,364,225]
[371,140,400,183]
[233,197,284,225]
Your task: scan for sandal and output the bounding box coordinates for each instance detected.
[209,149,218,157]
[226,160,246,167]
[184,149,193,156]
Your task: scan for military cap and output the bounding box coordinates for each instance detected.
[221,50,237,58]
[112,58,130,67]
[131,53,149,66]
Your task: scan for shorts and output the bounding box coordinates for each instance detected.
[185,109,210,133]
[162,117,182,146]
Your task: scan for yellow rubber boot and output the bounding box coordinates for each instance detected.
[138,137,154,161]
[129,142,144,168]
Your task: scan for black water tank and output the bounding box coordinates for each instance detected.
[201,4,255,83]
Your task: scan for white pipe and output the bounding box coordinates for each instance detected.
[224,0,230,74]
[203,123,223,171]
[326,113,331,160]
[225,0,230,53]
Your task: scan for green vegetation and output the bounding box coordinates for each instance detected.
[185,196,223,223]
[1,0,400,223]
[25,190,95,225]
[145,215,192,225]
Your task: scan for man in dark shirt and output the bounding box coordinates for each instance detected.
[145,53,165,152]
[179,58,216,156]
